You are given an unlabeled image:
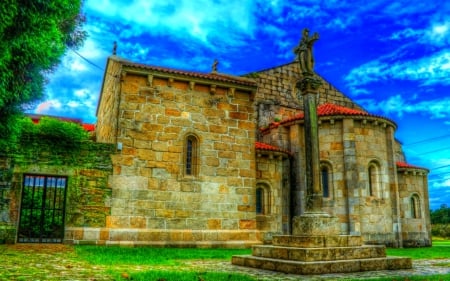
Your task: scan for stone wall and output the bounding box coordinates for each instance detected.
[255,151,290,242]
[259,113,425,246]
[90,58,264,246]
[253,62,363,128]
[96,56,123,143]
[0,138,114,243]
[398,170,431,247]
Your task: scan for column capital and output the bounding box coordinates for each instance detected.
[296,76,322,95]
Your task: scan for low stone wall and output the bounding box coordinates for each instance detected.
[0,138,114,243]
[65,227,261,248]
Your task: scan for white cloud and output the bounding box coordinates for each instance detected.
[345,49,450,92]
[359,95,450,120]
[85,0,257,48]
[426,21,450,47]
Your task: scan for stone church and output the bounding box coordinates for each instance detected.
[0,41,431,247]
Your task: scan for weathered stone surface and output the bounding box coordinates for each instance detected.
[273,235,362,248]
[232,255,411,275]
[292,213,340,236]
[252,244,386,262]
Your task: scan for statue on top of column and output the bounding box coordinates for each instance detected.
[294,28,319,76]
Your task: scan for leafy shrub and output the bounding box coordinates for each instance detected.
[19,116,89,148]
[432,224,450,239]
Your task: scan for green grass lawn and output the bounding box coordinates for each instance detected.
[75,246,251,266]
[73,241,450,281]
[76,247,254,280]
[387,240,450,259]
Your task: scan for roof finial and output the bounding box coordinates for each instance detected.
[112,41,117,55]
[212,59,218,73]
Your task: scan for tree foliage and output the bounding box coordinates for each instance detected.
[0,0,86,146]
[19,117,90,148]
[431,204,450,224]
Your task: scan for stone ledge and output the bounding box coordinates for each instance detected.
[68,239,260,248]
[231,255,412,275]
[64,227,263,248]
[273,235,362,248]
[252,245,386,261]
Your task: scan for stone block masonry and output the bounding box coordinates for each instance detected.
[92,56,262,247]
[0,138,115,243]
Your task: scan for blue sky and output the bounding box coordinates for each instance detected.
[31,0,450,210]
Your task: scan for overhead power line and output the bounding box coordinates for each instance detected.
[70,48,104,71]
[404,133,450,147]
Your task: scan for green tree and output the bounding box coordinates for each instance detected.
[431,204,450,224]
[0,0,86,149]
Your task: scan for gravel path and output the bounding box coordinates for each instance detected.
[1,244,449,280]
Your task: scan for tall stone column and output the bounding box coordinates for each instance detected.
[292,28,339,236]
[297,77,323,213]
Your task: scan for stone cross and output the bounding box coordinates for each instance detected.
[212,59,219,73]
[294,28,319,76]
[294,28,323,213]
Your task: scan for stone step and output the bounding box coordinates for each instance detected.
[252,244,386,262]
[272,235,362,248]
[231,255,412,275]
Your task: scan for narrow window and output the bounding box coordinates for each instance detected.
[411,195,421,218]
[256,184,271,215]
[186,138,193,175]
[368,162,380,197]
[185,135,198,176]
[256,187,264,214]
[321,167,330,198]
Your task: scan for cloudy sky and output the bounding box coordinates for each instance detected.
[32,0,450,209]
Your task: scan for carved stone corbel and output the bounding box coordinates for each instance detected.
[210,84,217,95]
[228,87,235,98]
[147,74,153,87]
[189,81,195,91]
[120,71,127,82]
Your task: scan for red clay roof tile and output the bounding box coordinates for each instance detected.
[396,161,428,171]
[255,141,291,155]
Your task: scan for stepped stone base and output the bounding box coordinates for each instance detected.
[232,255,412,275]
[232,215,412,275]
[232,234,412,275]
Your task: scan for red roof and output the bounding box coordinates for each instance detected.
[82,124,95,132]
[281,103,369,124]
[317,103,369,116]
[255,141,291,155]
[396,161,428,171]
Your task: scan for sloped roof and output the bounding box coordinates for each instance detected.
[121,59,257,87]
[397,161,429,172]
[261,103,396,130]
[255,141,291,156]
[281,103,370,124]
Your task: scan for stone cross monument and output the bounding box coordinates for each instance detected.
[232,29,412,274]
[292,28,339,235]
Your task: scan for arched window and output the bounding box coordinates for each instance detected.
[368,161,380,197]
[320,162,333,199]
[185,134,199,176]
[256,183,271,215]
[256,187,264,214]
[411,194,421,219]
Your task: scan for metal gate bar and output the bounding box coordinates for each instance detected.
[18,174,67,243]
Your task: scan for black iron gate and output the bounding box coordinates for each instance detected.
[18,174,68,243]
